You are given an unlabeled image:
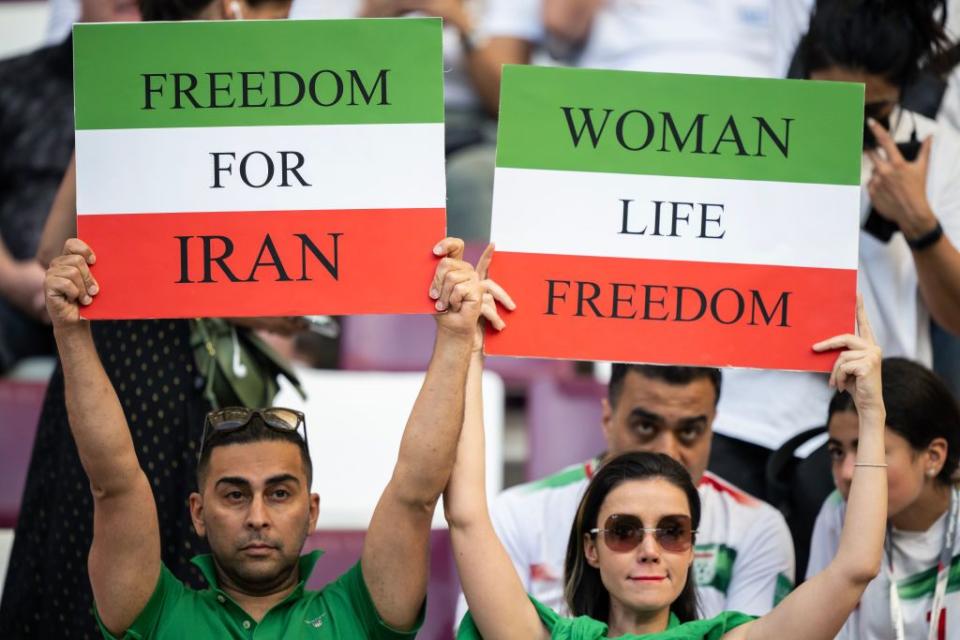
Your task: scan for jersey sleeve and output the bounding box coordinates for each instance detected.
[331,561,422,640]
[724,505,796,615]
[805,492,844,581]
[95,564,184,640]
[454,488,537,630]
[478,0,544,42]
[927,123,960,249]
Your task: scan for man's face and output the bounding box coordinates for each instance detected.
[602,371,716,484]
[189,440,319,594]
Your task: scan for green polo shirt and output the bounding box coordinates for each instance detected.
[96,551,423,639]
[458,596,755,639]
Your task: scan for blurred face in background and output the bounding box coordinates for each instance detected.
[80,0,141,22]
[224,0,292,19]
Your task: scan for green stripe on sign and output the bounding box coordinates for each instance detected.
[496,65,863,186]
[74,18,444,130]
[897,554,960,600]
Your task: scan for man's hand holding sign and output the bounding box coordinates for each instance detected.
[484,66,865,371]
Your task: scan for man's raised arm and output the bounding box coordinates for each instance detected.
[360,239,502,630]
[45,238,160,635]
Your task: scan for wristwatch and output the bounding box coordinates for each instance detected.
[906,221,944,251]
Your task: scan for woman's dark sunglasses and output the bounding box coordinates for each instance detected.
[589,513,696,553]
[197,407,308,463]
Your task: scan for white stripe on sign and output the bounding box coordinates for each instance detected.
[490,167,861,271]
[76,123,446,215]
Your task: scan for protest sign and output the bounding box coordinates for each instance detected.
[73,19,445,319]
[484,66,863,371]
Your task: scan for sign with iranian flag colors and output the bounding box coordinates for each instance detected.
[485,66,863,372]
[73,19,445,319]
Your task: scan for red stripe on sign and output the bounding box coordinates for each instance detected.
[483,252,856,372]
[77,208,444,319]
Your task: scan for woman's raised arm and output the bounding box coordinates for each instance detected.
[727,297,887,640]
[443,246,546,640]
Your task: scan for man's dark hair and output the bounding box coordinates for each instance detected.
[608,364,722,408]
[799,0,950,87]
[196,416,313,489]
[828,357,960,485]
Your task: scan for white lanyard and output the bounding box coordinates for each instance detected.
[887,487,959,640]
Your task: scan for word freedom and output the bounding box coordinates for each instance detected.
[141,68,390,110]
[561,107,793,157]
[545,279,792,327]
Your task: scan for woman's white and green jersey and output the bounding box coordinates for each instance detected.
[808,490,960,639]
[455,458,795,625]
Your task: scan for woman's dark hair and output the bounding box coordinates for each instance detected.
[564,452,701,623]
[828,357,960,484]
[799,0,950,86]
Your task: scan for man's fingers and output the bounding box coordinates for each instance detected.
[431,257,469,300]
[46,274,82,306]
[868,118,902,163]
[49,264,91,305]
[433,237,465,261]
[483,278,516,310]
[62,238,96,264]
[437,269,473,311]
[448,279,480,312]
[60,253,99,298]
[476,243,495,280]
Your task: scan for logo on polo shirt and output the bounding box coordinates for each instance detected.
[305,614,326,628]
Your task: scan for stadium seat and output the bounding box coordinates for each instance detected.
[0,380,46,527]
[765,426,834,581]
[339,314,575,390]
[526,377,607,480]
[304,529,459,640]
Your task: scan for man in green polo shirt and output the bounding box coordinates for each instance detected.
[43,236,496,639]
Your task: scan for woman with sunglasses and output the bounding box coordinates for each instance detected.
[446,299,888,639]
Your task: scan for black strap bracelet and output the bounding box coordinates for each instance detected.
[907,221,944,251]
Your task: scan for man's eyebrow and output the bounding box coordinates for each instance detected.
[676,415,708,427]
[265,474,301,486]
[216,476,251,489]
[628,407,664,423]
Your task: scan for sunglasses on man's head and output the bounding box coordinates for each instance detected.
[589,513,696,553]
[197,407,308,463]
